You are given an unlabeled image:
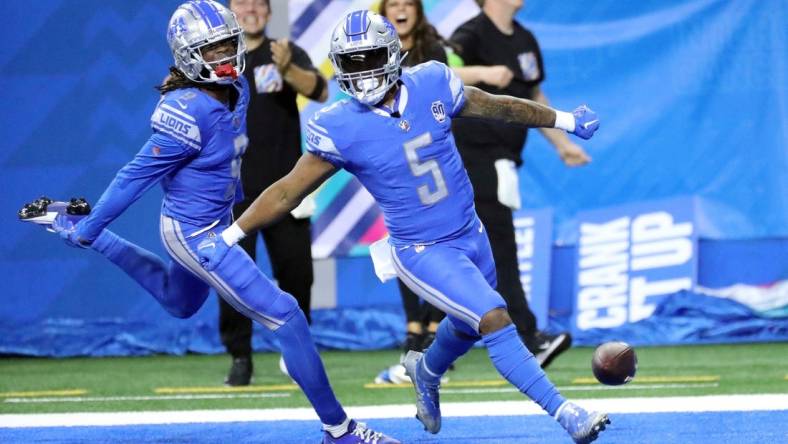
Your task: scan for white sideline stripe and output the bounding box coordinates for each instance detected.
[1,394,787,428]
[3,393,291,404]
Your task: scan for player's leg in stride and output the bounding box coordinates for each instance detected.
[402,349,442,433]
[393,225,609,442]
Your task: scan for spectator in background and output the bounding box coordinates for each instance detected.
[374,0,544,384]
[450,0,592,368]
[223,0,328,386]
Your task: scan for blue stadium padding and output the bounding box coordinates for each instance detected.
[2,239,786,356]
[0,301,405,357]
[567,290,788,346]
[1,0,787,355]
[697,239,788,287]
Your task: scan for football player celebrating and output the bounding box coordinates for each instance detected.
[200,10,607,444]
[50,2,397,443]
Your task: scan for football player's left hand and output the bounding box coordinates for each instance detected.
[571,105,599,140]
[557,141,591,166]
[271,38,293,74]
[197,236,230,272]
[52,215,90,249]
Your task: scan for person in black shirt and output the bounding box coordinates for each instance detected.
[450,0,591,368]
[224,0,327,386]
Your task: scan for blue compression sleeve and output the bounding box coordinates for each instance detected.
[483,325,566,416]
[423,317,478,377]
[78,134,196,242]
[274,310,347,426]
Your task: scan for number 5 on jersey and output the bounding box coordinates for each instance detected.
[403,132,448,205]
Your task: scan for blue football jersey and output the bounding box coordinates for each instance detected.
[78,78,249,241]
[306,61,476,245]
[155,78,250,225]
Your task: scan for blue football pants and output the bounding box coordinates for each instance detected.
[90,214,347,426]
[391,218,566,416]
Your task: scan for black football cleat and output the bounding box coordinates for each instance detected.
[18,196,91,231]
[67,197,91,215]
[527,331,572,369]
[224,355,253,386]
[18,196,53,219]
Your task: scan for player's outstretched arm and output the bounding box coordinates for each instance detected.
[238,153,336,233]
[55,136,196,247]
[199,153,336,270]
[459,85,599,140]
[240,153,337,233]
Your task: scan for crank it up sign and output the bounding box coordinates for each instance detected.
[573,198,697,331]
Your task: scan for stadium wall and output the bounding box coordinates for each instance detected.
[1,0,785,356]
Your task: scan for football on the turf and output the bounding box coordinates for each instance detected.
[591,341,637,385]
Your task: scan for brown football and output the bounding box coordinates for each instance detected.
[591,341,637,385]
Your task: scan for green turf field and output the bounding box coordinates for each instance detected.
[1,343,786,414]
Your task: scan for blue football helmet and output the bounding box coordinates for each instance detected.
[167,1,246,84]
[329,10,403,105]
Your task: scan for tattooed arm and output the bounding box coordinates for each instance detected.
[458,85,599,139]
[459,85,558,127]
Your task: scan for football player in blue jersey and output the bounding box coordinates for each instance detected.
[200,10,608,444]
[50,2,397,443]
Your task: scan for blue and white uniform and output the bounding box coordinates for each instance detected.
[306,61,505,334]
[76,78,299,330]
[55,1,369,435]
[304,11,579,435]
[82,80,248,234]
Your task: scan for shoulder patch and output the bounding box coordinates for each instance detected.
[305,120,338,154]
[151,96,202,150]
[305,117,344,167]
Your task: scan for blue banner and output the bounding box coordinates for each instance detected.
[515,0,788,243]
[573,197,698,331]
[513,208,553,330]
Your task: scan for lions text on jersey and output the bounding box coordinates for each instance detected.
[306,61,474,246]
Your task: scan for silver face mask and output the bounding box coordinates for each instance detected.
[166,0,247,85]
[329,10,403,105]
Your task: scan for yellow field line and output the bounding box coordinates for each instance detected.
[155,384,298,394]
[572,375,720,385]
[0,389,87,398]
[366,375,725,389]
[365,380,509,389]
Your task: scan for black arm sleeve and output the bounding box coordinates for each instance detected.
[290,42,325,101]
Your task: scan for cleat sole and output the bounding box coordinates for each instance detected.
[582,413,610,444]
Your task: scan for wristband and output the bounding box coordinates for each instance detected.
[307,75,326,101]
[554,110,576,132]
[221,222,246,247]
